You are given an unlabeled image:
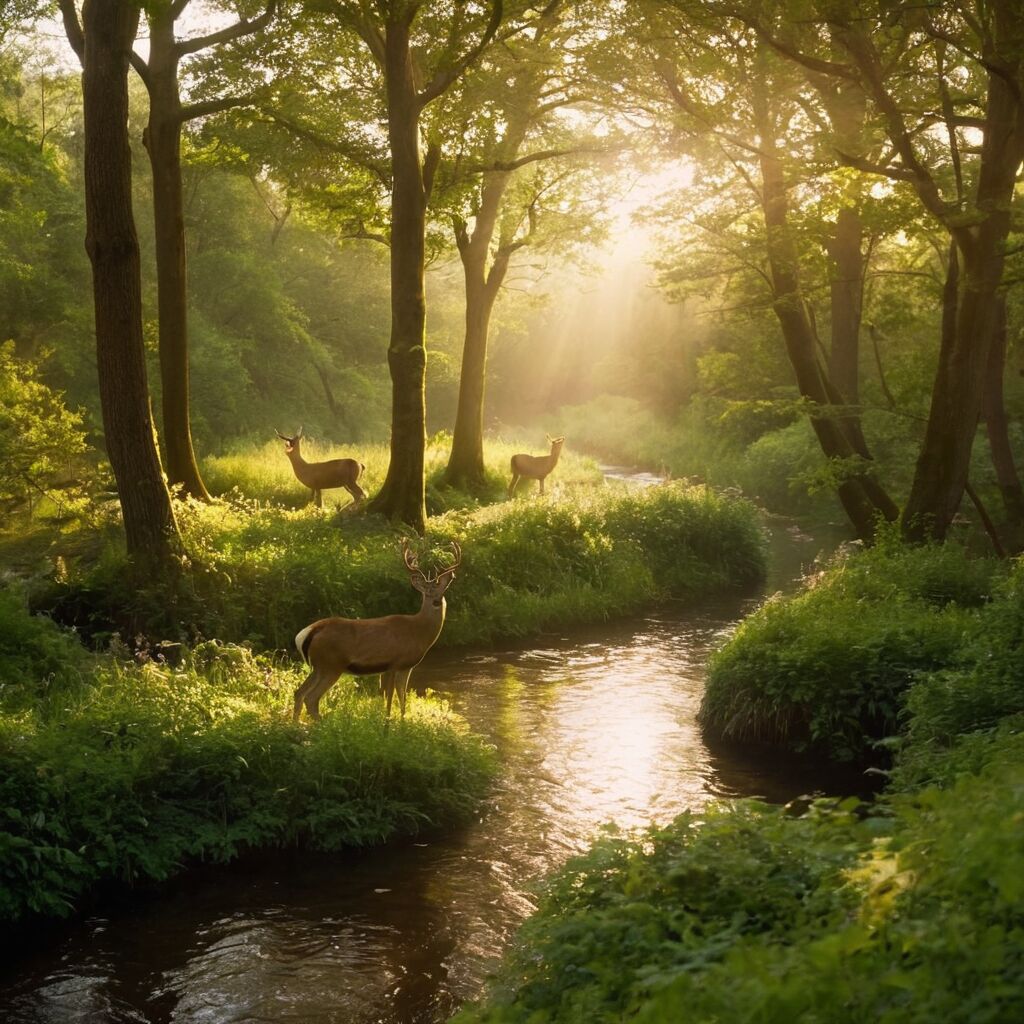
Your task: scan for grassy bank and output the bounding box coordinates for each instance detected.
[203,434,605,513]
[0,589,496,925]
[700,540,1003,762]
[42,482,767,652]
[453,546,1024,1023]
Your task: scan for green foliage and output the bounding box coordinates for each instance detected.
[456,733,1024,1024]
[0,588,89,710]
[894,558,1024,789]
[42,479,766,652]
[0,343,88,508]
[0,601,496,924]
[700,543,1003,761]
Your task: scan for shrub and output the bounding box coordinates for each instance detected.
[0,588,89,710]
[0,342,88,509]
[0,634,496,924]
[892,558,1024,789]
[699,543,1002,762]
[42,482,767,652]
[455,744,1024,1024]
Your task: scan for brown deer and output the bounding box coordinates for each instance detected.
[276,427,365,507]
[508,435,565,498]
[292,540,461,722]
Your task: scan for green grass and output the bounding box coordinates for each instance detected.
[40,481,767,652]
[202,433,605,512]
[0,590,497,924]
[699,541,1003,762]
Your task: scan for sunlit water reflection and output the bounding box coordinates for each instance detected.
[0,518,860,1024]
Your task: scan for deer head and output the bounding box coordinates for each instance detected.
[402,538,461,607]
[275,425,304,453]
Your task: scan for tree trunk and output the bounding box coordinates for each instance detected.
[366,17,427,532]
[80,0,180,567]
[444,173,512,490]
[827,204,863,404]
[901,49,1023,541]
[756,86,896,541]
[983,293,1024,541]
[144,13,210,501]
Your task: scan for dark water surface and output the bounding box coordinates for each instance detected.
[0,516,858,1024]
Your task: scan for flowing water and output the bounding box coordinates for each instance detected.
[0,513,860,1024]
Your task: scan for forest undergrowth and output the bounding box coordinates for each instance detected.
[0,453,766,928]
[454,542,1024,1023]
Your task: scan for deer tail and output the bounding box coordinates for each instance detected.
[295,623,320,664]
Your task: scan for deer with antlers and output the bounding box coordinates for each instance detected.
[276,426,365,507]
[292,540,462,723]
[508,435,565,498]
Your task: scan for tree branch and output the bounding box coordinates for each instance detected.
[176,0,277,57]
[180,94,256,122]
[57,0,84,64]
[417,0,504,108]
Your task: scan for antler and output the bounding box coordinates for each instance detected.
[402,537,427,582]
[295,425,304,439]
[275,429,291,441]
[436,540,462,580]
[402,538,461,582]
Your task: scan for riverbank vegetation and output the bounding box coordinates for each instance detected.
[0,588,497,925]
[2,477,765,927]
[31,478,766,650]
[454,542,1024,1022]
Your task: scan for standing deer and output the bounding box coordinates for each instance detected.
[292,540,461,722]
[276,426,365,507]
[508,435,565,498]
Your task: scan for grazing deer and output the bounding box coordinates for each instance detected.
[276,426,365,507]
[292,540,461,723]
[508,435,565,498]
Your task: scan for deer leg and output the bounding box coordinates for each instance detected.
[396,669,414,719]
[382,670,397,720]
[347,482,366,504]
[539,476,545,495]
[305,671,340,720]
[508,473,519,499]
[314,489,323,508]
[293,669,319,723]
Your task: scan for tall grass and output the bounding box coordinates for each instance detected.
[43,482,767,652]
[203,434,605,512]
[0,592,497,924]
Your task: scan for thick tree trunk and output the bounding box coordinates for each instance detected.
[366,17,428,532]
[144,14,210,501]
[902,60,1023,541]
[80,0,180,567]
[756,91,896,541]
[984,294,1024,540]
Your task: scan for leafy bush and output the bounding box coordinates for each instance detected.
[700,543,1002,762]
[893,558,1024,789]
[43,481,767,651]
[0,342,88,509]
[455,738,1024,1024]
[0,588,89,710]
[0,630,496,924]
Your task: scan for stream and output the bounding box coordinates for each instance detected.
[0,513,860,1024]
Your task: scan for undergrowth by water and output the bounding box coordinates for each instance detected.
[40,482,767,651]
[454,543,1024,1023]
[0,590,496,925]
